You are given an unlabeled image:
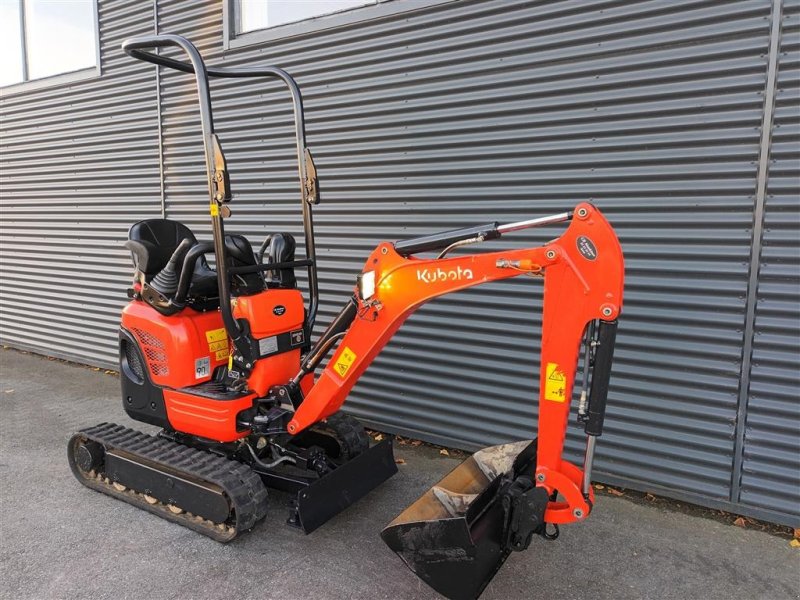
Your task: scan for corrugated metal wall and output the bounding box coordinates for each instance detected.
[738,0,800,520]
[1,0,797,527]
[0,0,161,365]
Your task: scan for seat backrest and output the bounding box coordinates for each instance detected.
[225,234,265,296]
[126,219,199,277]
[266,233,297,288]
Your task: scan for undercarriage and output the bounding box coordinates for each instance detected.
[69,416,397,540]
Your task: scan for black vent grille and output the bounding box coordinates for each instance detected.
[124,339,145,381]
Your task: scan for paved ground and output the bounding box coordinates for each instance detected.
[0,348,797,600]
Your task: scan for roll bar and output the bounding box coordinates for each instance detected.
[121,34,320,347]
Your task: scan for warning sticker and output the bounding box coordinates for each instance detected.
[210,203,219,217]
[544,362,567,402]
[333,346,357,378]
[206,328,229,361]
[206,328,227,343]
[208,340,228,352]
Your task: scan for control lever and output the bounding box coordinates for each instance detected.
[150,238,193,296]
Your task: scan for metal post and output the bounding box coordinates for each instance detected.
[729,0,784,504]
[153,0,166,218]
[19,0,28,82]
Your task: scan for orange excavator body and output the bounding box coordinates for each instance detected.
[68,33,626,600]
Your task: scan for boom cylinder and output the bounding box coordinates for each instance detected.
[584,320,618,437]
[291,296,358,386]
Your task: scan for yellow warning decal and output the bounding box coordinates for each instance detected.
[206,328,227,343]
[544,362,567,402]
[208,340,228,352]
[333,346,357,378]
[206,328,229,362]
[210,203,219,216]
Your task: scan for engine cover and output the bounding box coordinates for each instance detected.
[121,301,229,389]
[120,288,305,441]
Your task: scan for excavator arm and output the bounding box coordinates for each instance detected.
[291,202,622,498]
[289,202,624,599]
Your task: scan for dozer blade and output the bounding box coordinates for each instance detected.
[381,440,540,600]
[291,437,398,533]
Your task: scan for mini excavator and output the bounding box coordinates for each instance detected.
[68,35,624,600]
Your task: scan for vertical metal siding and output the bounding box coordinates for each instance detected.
[739,0,800,520]
[1,0,797,526]
[0,0,160,366]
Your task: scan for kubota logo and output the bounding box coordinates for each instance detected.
[416,266,474,284]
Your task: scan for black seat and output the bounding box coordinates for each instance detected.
[224,233,298,294]
[225,234,265,296]
[265,233,297,288]
[125,219,218,300]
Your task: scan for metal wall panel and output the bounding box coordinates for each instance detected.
[739,0,800,521]
[0,0,160,365]
[1,0,797,526]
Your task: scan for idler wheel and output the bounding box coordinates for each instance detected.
[75,440,104,473]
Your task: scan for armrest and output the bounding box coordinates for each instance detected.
[124,239,160,275]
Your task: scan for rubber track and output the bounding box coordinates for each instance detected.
[324,414,370,459]
[68,423,268,542]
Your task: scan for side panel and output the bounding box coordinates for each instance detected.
[233,288,305,396]
[121,301,228,388]
[246,349,302,398]
[119,327,170,429]
[233,288,305,338]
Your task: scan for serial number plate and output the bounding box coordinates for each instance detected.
[258,336,278,356]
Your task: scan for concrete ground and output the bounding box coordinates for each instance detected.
[0,348,797,600]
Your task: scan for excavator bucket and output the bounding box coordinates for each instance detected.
[381,440,542,600]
